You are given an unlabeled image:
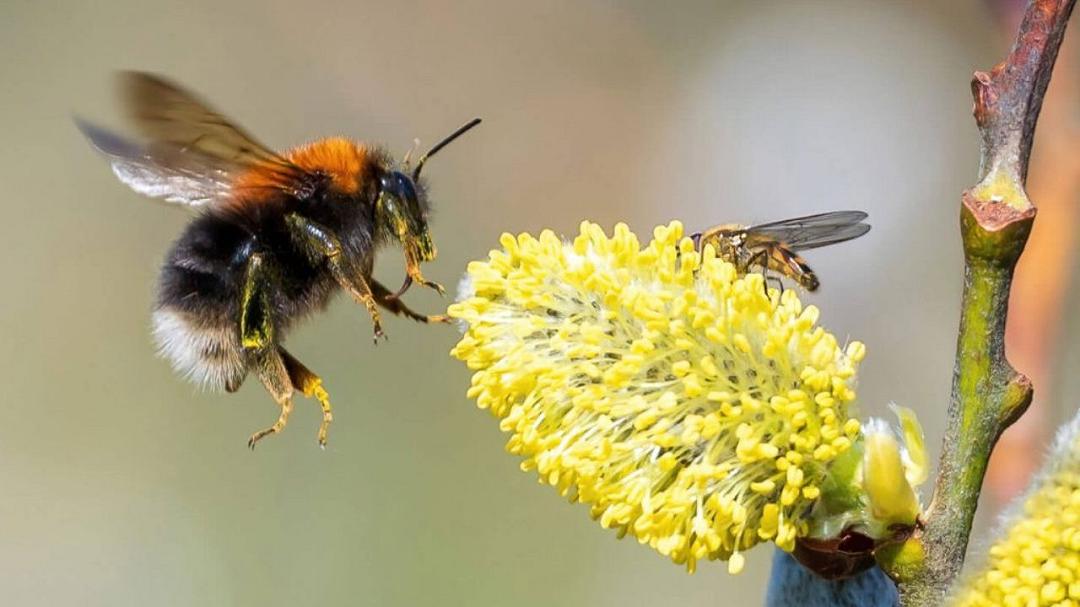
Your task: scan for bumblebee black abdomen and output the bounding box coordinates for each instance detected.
[152,214,249,391]
[151,212,336,392]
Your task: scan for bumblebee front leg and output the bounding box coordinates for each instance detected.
[372,279,450,324]
[285,214,384,343]
[240,252,296,449]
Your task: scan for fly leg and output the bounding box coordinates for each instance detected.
[744,248,777,296]
[285,214,385,343]
[279,347,334,448]
[372,279,450,324]
[239,252,296,449]
[765,275,785,296]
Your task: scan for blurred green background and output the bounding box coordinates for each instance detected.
[1,0,1075,605]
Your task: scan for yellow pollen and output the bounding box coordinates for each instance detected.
[954,416,1080,606]
[449,221,865,573]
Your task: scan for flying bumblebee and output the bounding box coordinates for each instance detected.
[690,211,870,291]
[78,72,480,449]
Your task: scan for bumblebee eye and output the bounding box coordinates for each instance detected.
[378,170,429,243]
[379,171,422,212]
[393,172,419,207]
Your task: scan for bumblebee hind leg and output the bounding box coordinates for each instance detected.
[247,350,296,449]
[239,251,296,449]
[279,347,334,448]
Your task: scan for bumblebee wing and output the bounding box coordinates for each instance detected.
[115,71,313,197]
[120,72,287,168]
[77,118,235,206]
[746,211,870,251]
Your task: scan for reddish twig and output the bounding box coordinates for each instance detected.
[877,1,1076,604]
[973,0,1075,186]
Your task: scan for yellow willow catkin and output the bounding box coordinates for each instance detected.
[953,412,1080,607]
[449,221,864,573]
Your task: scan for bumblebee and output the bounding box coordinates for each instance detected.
[690,211,870,291]
[79,72,480,448]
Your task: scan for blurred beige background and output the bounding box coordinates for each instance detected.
[1,1,1075,605]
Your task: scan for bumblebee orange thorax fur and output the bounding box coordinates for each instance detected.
[285,138,371,195]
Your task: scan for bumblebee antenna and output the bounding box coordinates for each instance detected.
[412,117,482,180]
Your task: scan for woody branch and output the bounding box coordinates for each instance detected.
[877,1,1076,604]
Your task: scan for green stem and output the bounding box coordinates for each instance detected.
[878,0,1075,603]
[890,203,1034,605]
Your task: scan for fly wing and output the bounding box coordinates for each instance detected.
[79,72,314,206]
[745,211,870,251]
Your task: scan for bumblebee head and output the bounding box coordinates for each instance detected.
[379,118,482,300]
[377,170,434,259]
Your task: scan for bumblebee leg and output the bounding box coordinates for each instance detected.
[247,351,295,449]
[239,252,295,449]
[372,279,450,324]
[279,347,334,448]
[285,214,384,343]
